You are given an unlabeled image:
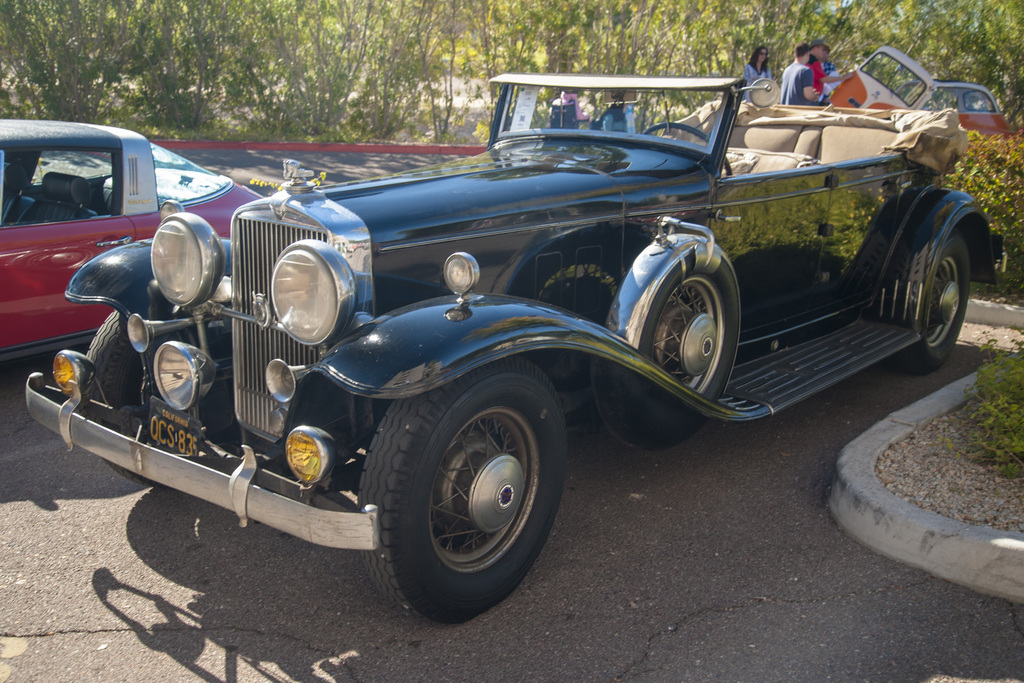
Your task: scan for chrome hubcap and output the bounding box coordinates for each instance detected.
[468,454,524,533]
[430,407,538,571]
[651,275,724,391]
[939,281,959,325]
[680,312,717,377]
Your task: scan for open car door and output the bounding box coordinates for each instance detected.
[831,46,934,110]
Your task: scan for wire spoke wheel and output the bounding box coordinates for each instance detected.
[430,408,539,571]
[894,230,969,375]
[360,359,565,622]
[923,253,961,347]
[649,274,727,392]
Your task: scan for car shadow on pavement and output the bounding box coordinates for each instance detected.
[112,486,399,681]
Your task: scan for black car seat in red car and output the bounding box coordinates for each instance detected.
[1,164,35,224]
[21,171,97,223]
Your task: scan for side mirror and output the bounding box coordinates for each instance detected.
[741,78,781,108]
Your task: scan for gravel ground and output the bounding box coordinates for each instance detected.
[876,322,1024,534]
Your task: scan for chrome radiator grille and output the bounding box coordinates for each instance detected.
[232,217,326,437]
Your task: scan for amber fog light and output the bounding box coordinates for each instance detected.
[53,350,94,396]
[285,426,336,486]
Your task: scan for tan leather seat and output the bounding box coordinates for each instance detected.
[818,127,899,164]
[729,125,822,158]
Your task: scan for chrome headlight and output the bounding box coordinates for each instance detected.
[153,341,215,410]
[151,212,226,307]
[271,240,355,345]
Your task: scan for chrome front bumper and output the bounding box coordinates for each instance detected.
[25,372,379,550]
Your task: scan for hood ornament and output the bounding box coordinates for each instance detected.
[282,159,316,194]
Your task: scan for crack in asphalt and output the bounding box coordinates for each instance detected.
[613,577,937,680]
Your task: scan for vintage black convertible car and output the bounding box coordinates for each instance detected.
[26,74,1002,622]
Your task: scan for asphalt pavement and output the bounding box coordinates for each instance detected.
[1,146,1022,682]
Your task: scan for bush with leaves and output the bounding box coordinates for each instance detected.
[947,131,1024,303]
[968,332,1024,479]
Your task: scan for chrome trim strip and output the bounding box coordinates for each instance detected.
[26,373,380,551]
[626,205,714,220]
[377,213,623,253]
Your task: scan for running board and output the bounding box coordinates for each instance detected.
[721,321,920,414]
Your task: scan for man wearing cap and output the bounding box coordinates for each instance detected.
[808,38,853,104]
[780,42,818,107]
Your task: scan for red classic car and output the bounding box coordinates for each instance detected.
[1,120,259,361]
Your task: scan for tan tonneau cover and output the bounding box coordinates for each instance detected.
[735,103,968,173]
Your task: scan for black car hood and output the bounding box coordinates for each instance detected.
[322,139,696,248]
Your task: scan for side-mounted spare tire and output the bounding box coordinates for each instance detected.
[593,259,740,450]
[637,267,739,398]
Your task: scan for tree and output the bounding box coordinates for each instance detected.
[0,0,135,122]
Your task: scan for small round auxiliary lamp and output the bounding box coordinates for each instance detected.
[444,252,480,305]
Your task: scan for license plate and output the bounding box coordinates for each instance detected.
[148,398,203,457]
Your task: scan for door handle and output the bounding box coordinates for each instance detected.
[96,236,133,248]
[882,178,912,197]
[713,210,741,223]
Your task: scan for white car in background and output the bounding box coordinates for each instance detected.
[830,46,1014,135]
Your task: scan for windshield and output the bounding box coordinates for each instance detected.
[861,52,928,106]
[150,143,232,204]
[496,84,729,155]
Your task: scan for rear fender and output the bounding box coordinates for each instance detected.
[896,189,995,287]
[877,189,993,332]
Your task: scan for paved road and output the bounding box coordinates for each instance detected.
[1,149,1022,682]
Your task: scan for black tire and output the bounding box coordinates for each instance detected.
[87,312,153,487]
[636,266,739,398]
[896,231,970,374]
[360,358,566,622]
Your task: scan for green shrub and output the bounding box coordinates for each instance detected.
[947,131,1024,302]
[968,332,1024,479]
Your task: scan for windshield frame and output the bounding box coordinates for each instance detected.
[489,74,741,156]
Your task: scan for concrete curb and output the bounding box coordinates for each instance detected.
[967,299,1024,327]
[829,373,1024,603]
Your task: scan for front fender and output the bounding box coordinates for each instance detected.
[306,294,769,424]
[66,238,232,320]
[65,241,163,319]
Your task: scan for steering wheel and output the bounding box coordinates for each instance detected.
[643,121,708,143]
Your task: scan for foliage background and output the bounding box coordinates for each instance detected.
[0,0,1020,295]
[0,0,1020,143]
[947,132,1024,302]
